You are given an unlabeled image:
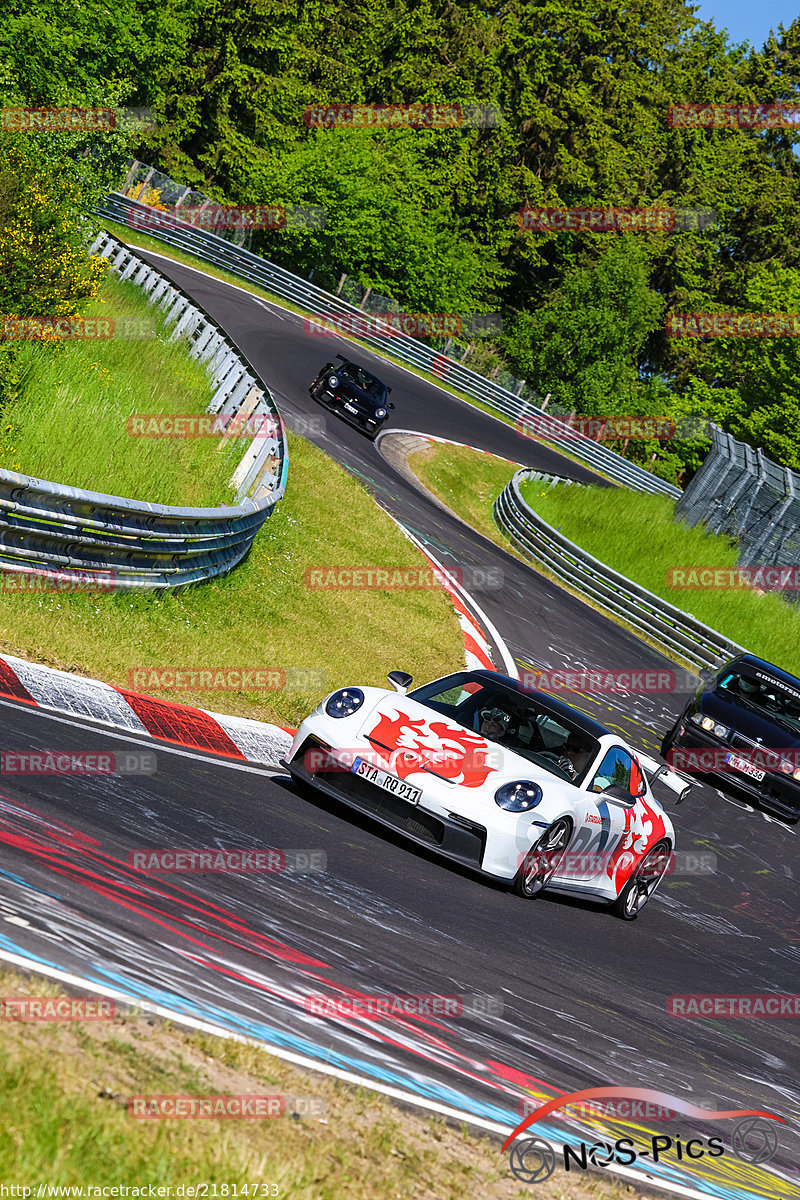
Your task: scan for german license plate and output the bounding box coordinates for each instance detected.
[343,401,358,414]
[351,757,421,804]
[724,752,765,781]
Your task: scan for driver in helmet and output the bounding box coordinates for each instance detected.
[475,702,513,743]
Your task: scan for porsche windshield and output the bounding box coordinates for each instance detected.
[716,670,800,734]
[340,364,384,397]
[409,673,600,783]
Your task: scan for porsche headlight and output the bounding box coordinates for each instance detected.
[375,407,387,419]
[325,688,364,718]
[327,374,339,389]
[494,780,543,812]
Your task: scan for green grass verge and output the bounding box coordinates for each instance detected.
[0,965,642,1200]
[0,431,464,725]
[520,477,800,675]
[93,217,625,487]
[0,274,243,507]
[406,437,800,678]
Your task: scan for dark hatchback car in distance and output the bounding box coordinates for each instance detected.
[309,354,394,439]
[661,653,800,822]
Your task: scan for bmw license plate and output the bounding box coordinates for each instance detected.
[724,752,765,781]
[343,401,359,414]
[351,757,421,804]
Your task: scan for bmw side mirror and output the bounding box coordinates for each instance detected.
[388,670,413,693]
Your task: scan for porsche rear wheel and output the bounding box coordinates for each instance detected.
[611,840,672,920]
[513,818,572,899]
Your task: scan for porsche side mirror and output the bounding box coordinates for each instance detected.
[387,401,395,409]
[601,784,636,806]
[388,670,413,693]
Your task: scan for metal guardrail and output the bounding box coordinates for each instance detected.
[494,470,747,670]
[95,191,681,499]
[0,232,288,591]
[676,423,800,566]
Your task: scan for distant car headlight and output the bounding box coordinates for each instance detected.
[375,408,387,419]
[324,688,364,718]
[494,780,543,812]
[327,374,339,389]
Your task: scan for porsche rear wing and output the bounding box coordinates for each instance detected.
[636,749,694,804]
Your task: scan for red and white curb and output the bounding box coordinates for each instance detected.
[0,651,293,767]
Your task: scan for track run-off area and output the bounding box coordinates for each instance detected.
[0,247,797,1200]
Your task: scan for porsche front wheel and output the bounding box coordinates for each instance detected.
[513,818,572,899]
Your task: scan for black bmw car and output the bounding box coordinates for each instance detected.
[661,653,800,822]
[309,354,394,440]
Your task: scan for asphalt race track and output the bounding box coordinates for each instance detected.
[1,248,798,1200]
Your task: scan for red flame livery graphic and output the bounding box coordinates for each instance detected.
[367,709,495,787]
[606,791,668,890]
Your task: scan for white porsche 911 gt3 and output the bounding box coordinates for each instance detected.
[282,669,692,920]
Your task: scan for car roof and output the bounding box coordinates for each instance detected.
[723,654,800,693]
[468,670,612,739]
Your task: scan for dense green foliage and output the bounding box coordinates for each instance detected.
[2,0,799,479]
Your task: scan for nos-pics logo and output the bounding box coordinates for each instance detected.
[503,1087,784,1184]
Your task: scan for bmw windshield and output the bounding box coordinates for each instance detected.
[716,670,800,735]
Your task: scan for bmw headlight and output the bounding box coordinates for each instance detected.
[375,408,387,419]
[325,688,364,718]
[690,712,704,725]
[713,722,729,737]
[327,374,339,389]
[494,780,543,812]
[701,716,715,731]
[794,767,800,782]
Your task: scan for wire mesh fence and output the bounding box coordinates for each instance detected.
[676,425,800,565]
